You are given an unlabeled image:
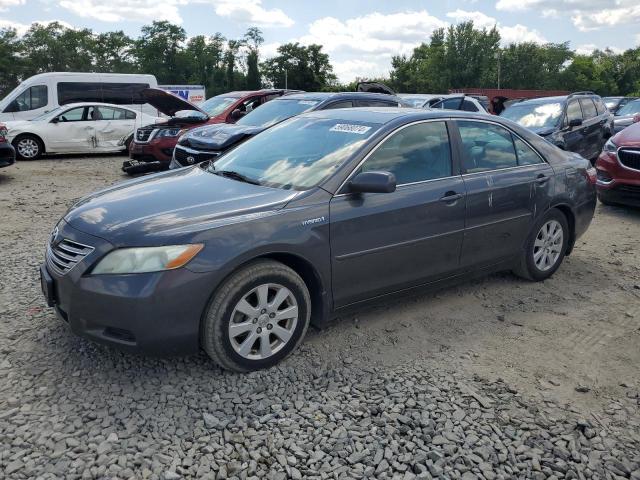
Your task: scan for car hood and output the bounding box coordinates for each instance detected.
[179,123,267,150]
[612,121,640,147]
[64,166,298,245]
[142,88,206,117]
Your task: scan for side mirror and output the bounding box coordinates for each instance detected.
[568,118,582,128]
[50,117,59,123]
[348,171,396,194]
[229,109,245,121]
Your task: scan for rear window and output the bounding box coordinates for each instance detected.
[57,82,149,105]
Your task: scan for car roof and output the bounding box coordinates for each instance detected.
[298,106,490,124]
[277,92,400,102]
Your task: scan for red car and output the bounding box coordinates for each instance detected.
[596,121,640,207]
[124,88,294,174]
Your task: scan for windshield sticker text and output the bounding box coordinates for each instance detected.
[330,124,372,134]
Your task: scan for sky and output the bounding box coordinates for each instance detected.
[1,0,639,82]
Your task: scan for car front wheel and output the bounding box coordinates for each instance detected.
[202,260,311,372]
[13,135,43,160]
[514,209,569,281]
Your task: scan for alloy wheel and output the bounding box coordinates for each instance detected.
[17,138,39,159]
[533,220,563,272]
[228,283,299,360]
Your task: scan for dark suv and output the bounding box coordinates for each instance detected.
[171,91,403,168]
[500,92,612,161]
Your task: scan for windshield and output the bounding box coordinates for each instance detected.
[208,116,380,190]
[501,102,563,129]
[401,98,429,108]
[616,100,640,117]
[237,98,320,128]
[200,96,237,116]
[603,97,621,109]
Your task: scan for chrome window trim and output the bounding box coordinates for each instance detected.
[175,144,221,156]
[333,119,455,197]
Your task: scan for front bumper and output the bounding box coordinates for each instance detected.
[595,150,640,207]
[42,221,217,356]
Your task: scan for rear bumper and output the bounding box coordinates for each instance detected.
[42,221,219,356]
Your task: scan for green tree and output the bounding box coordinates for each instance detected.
[93,31,136,73]
[134,21,188,83]
[261,42,336,90]
[244,27,264,90]
[0,28,23,97]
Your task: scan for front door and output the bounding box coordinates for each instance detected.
[455,120,554,268]
[562,99,586,157]
[330,120,466,307]
[47,106,96,153]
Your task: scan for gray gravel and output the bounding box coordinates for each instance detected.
[1,155,640,479]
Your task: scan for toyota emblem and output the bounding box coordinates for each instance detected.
[186,156,195,164]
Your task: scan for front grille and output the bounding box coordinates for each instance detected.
[174,146,220,166]
[46,239,94,275]
[135,126,155,143]
[616,184,640,195]
[618,148,640,171]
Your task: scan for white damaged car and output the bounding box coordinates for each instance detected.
[5,103,162,160]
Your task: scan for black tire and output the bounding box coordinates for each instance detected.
[514,209,569,281]
[201,260,311,372]
[13,134,43,160]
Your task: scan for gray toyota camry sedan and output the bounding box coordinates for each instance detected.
[41,108,596,371]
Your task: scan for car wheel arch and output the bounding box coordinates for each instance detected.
[13,132,46,154]
[548,203,576,255]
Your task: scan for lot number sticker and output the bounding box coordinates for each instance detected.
[330,124,372,134]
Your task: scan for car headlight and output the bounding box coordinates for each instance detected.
[603,138,617,154]
[92,244,203,275]
[155,128,183,138]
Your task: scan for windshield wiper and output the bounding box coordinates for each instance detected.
[214,170,261,185]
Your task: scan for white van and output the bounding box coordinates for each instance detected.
[0,72,159,122]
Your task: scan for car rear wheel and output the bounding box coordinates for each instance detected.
[13,135,43,160]
[201,260,311,372]
[514,209,569,281]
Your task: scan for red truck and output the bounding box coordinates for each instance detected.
[124,88,296,174]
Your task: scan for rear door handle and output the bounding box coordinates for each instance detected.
[535,174,550,185]
[440,191,464,203]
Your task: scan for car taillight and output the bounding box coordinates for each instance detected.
[585,166,597,185]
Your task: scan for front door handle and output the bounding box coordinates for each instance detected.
[535,174,550,185]
[440,191,463,203]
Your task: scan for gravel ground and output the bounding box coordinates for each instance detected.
[1,155,639,480]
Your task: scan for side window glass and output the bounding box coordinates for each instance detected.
[326,101,353,109]
[360,122,451,184]
[4,85,48,112]
[357,100,397,107]
[125,110,136,120]
[458,121,518,173]
[95,106,118,120]
[513,136,542,166]
[594,98,606,115]
[566,100,582,124]
[579,98,597,119]
[462,100,478,112]
[57,107,85,122]
[239,97,261,113]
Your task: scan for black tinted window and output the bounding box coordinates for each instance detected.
[579,98,597,119]
[125,110,136,120]
[462,100,478,112]
[325,101,353,109]
[458,121,518,173]
[435,98,462,110]
[360,122,451,184]
[3,85,48,112]
[594,98,607,115]
[566,100,582,123]
[357,100,397,107]
[57,82,149,105]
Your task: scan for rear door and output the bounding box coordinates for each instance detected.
[330,120,466,307]
[455,120,553,268]
[92,106,136,150]
[578,97,601,160]
[562,99,586,157]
